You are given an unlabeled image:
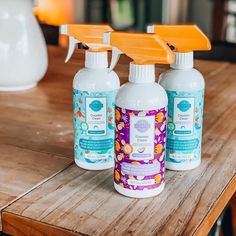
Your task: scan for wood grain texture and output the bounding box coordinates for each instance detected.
[2,213,79,236]
[0,144,72,230]
[2,46,236,236]
[195,175,236,236]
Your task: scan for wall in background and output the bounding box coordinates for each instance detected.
[75,0,86,23]
[161,0,213,38]
[188,0,213,38]
[162,0,189,24]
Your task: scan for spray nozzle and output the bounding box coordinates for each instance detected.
[104,32,174,72]
[147,24,211,52]
[103,32,123,72]
[60,24,113,63]
[78,43,90,50]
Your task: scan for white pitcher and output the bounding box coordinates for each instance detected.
[0,0,48,91]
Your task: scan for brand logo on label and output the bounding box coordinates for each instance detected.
[134,119,150,133]
[177,100,191,112]
[89,100,103,112]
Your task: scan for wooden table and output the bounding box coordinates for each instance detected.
[1,46,235,236]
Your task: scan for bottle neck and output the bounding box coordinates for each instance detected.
[170,52,194,69]
[129,63,155,84]
[85,51,108,69]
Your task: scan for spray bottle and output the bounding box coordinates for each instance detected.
[60,24,120,170]
[147,25,211,171]
[104,32,174,198]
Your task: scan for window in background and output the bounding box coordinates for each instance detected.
[226,1,236,43]
[85,0,162,31]
[110,0,135,30]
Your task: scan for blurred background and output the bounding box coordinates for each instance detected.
[32,2,235,236]
[33,0,236,61]
[0,1,234,235]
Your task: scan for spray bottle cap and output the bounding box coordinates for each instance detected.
[104,32,174,72]
[147,24,211,52]
[60,24,113,63]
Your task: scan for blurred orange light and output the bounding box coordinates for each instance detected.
[33,0,74,26]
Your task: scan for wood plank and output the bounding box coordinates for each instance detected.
[0,144,72,230]
[1,46,235,235]
[2,104,236,235]
[2,213,78,236]
[0,106,74,157]
[194,176,236,236]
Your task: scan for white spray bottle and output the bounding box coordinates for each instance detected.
[148,25,211,171]
[60,24,120,170]
[104,32,174,198]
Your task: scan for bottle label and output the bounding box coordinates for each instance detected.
[73,89,117,164]
[115,106,167,190]
[166,90,204,163]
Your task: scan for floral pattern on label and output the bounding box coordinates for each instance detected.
[73,89,117,164]
[115,106,167,190]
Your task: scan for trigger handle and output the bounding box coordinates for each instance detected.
[65,36,80,63]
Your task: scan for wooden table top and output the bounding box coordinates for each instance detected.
[1,46,236,236]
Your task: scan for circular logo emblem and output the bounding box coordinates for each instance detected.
[134,119,150,133]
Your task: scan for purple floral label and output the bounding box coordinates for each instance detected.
[115,106,167,191]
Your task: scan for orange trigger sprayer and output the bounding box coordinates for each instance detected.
[103,32,174,72]
[147,24,211,52]
[60,24,113,62]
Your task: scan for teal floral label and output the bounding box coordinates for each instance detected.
[166,89,204,163]
[73,89,117,164]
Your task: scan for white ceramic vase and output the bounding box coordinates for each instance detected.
[0,0,48,91]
